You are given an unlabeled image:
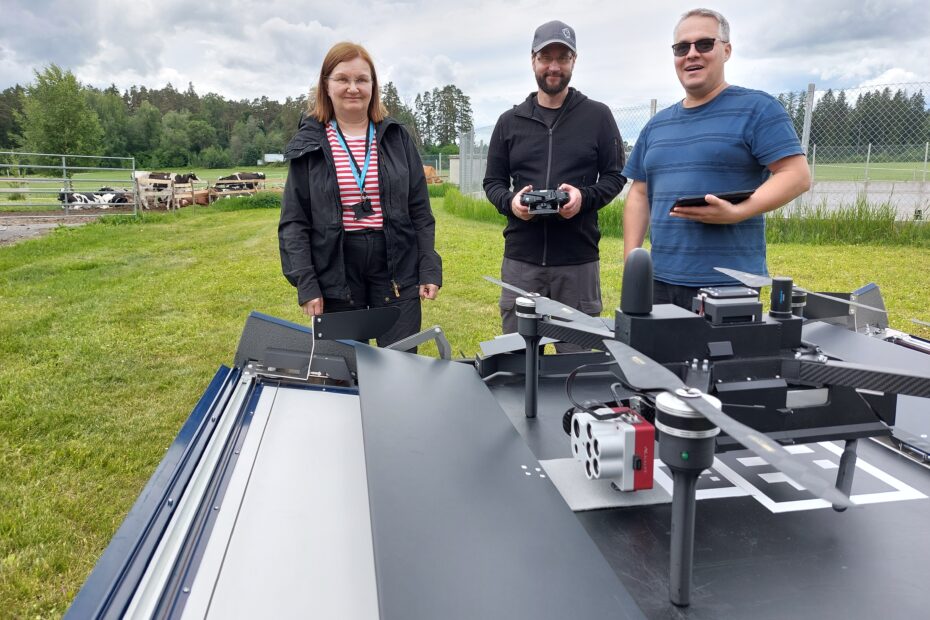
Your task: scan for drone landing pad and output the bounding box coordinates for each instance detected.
[491,373,930,619]
[540,457,672,510]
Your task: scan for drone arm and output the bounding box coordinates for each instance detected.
[537,318,615,351]
[782,358,930,399]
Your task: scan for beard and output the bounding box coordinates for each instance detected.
[535,69,572,96]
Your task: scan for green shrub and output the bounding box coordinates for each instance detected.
[210,191,282,211]
[766,198,929,246]
[443,186,626,237]
[428,183,453,198]
[442,187,499,223]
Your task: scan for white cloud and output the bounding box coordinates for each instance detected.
[1,0,928,129]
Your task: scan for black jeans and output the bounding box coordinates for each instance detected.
[324,229,421,349]
[653,280,702,311]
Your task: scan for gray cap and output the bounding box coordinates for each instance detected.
[532,20,576,54]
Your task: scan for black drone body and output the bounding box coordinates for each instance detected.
[484,248,930,607]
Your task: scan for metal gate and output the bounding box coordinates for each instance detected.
[0,151,140,219]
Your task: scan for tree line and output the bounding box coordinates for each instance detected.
[0,64,474,168]
[778,86,930,162]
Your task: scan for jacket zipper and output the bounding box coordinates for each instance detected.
[378,148,401,298]
[316,138,352,302]
[521,99,569,267]
[542,126,554,266]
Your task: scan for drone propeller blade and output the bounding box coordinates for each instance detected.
[483,275,531,297]
[682,394,854,508]
[797,289,888,314]
[602,339,684,392]
[714,267,887,314]
[603,338,853,508]
[714,266,772,288]
[911,318,930,328]
[483,275,607,330]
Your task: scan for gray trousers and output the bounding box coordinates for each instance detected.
[499,257,602,352]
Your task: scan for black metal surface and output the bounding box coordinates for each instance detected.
[355,345,645,620]
[492,373,930,620]
[313,305,401,341]
[234,310,358,378]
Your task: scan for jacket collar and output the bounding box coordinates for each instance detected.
[513,87,586,120]
[284,115,400,160]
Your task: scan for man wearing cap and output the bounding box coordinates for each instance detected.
[623,8,810,309]
[484,20,626,343]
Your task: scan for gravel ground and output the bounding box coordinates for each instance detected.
[0,209,134,246]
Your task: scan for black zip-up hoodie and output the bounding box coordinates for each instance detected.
[279,116,442,305]
[483,88,626,266]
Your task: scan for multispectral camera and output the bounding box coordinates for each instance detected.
[521,189,570,215]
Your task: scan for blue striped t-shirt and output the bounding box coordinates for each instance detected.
[623,86,803,286]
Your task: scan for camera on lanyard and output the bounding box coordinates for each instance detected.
[350,194,374,220]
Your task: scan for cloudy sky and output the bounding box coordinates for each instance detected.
[2,0,928,133]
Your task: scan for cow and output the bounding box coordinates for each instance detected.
[134,171,173,190]
[215,171,266,191]
[58,187,132,209]
[174,173,199,184]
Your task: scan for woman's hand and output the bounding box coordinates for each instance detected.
[301,298,324,316]
[419,284,439,300]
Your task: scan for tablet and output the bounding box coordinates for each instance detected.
[671,190,755,212]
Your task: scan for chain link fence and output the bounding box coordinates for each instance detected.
[457,81,930,218]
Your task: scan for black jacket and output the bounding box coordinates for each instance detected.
[483,88,626,266]
[279,116,442,305]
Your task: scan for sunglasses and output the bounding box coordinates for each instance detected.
[671,38,724,57]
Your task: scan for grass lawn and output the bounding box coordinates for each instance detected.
[812,160,930,182]
[1,200,928,617]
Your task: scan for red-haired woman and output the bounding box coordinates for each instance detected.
[279,42,441,347]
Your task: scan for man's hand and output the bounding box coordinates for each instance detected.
[301,298,324,316]
[419,284,439,300]
[669,194,748,224]
[510,184,534,221]
[557,183,582,219]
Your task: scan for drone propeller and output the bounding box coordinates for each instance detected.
[911,318,930,328]
[601,338,854,508]
[482,275,607,330]
[714,267,888,315]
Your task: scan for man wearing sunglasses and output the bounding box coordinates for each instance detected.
[484,20,626,346]
[622,8,810,309]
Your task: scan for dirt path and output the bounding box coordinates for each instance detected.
[0,209,134,246]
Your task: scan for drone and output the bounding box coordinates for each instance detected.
[484,248,930,607]
[67,251,930,619]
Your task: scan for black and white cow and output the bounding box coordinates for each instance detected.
[174,173,200,184]
[216,171,266,191]
[134,171,173,190]
[58,187,132,209]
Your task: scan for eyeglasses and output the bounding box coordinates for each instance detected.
[671,38,725,57]
[534,52,574,65]
[328,75,372,88]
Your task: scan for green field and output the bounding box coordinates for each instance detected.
[812,160,930,182]
[0,199,929,617]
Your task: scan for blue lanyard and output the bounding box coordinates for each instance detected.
[331,120,374,196]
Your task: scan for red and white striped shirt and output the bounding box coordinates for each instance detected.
[326,124,383,231]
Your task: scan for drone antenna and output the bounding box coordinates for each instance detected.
[621,248,653,315]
